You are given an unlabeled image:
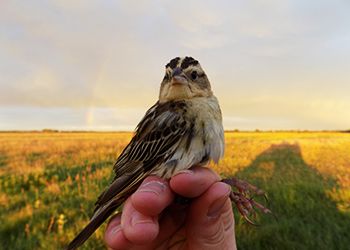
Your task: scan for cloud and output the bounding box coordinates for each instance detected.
[1,0,350,129]
[0,106,146,131]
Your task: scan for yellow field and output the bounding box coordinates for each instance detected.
[0,131,349,249]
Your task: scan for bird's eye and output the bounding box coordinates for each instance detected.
[191,71,198,80]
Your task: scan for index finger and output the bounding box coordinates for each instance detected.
[169,166,221,198]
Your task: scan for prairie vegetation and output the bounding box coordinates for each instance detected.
[0,132,349,249]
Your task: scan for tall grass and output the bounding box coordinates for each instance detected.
[0,132,349,249]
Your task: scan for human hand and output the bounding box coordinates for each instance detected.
[104,166,237,250]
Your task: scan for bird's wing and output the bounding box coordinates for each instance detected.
[94,101,190,209]
[115,102,189,174]
[66,101,191,250]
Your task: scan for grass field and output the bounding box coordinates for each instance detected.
[0,131,349,249]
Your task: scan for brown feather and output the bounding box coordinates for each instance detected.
[65,198,122,250]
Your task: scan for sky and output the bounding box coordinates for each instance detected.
[1,0,350,131]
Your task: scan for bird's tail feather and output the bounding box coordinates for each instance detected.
[65,198,123,250]
[65,169,148,250]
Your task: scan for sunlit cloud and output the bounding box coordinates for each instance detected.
[1,0,349,130]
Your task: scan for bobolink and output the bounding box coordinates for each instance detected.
[66,56,225,249]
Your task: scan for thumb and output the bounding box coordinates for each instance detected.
[186,182,236,250]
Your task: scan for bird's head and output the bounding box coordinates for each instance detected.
[159,56,213,103]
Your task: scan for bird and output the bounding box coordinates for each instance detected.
[66,56,225,249]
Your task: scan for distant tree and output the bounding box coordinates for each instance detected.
[42,129,59,133]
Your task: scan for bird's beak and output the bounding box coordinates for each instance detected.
[171,67,188,86]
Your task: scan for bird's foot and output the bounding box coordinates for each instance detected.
[221,177,272,225]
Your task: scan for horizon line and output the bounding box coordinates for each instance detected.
[0,129,349,133]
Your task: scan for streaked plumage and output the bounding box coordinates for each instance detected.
[66,56,224,249]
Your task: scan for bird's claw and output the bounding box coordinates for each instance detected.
[222,177,272,225]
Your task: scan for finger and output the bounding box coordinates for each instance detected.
[186,182,236,248]
[151,204,188,246]
[104,213,132,250]
[131,176,174,216]
[121,197,159,245]
[170,166,221,198]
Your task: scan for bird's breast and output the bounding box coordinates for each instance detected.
[155,96,225,179]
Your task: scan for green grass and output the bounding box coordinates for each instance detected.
[0,152,7,168]
[0,161,114,250]
[233,143,350,250]
[0,132,349,249]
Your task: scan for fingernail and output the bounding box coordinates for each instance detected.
[137,181,167,196]
[131,211,155,227]
[173,169,194,177]
[207,189,231,218]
